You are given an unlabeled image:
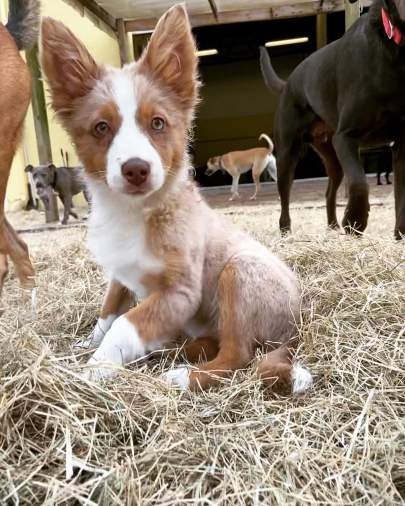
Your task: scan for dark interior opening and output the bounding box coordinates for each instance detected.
[133,8,390,188]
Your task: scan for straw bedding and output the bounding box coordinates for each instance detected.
[1,194,404,505]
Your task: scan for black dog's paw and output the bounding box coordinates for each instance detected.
[342,195,369,235]
[328,221,340,231]
[342,213,368,235]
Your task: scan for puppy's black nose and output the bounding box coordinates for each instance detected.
[121,158,150,186]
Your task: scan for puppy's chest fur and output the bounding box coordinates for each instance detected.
[87,192,163,299]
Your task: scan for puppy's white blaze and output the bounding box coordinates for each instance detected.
[163,367,190,390]
[106,69,165,194]
[75,314,117,349]
[86,315,146,380]
[291,363,313,394]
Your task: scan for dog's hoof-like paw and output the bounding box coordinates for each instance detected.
[162,367,190,390]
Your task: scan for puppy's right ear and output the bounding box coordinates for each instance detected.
[41,18,100,118]
[25,165,33,173]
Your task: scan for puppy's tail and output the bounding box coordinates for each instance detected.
[259,46,285,94]
[6,0,40,51]
[259,133,274,152]
[257,344,313,395]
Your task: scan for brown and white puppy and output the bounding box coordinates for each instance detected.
[206,134,277,201]
[41,5,312,393]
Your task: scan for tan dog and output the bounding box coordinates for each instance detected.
[41,5,312,393]
[206,134,277,201]
[0,0,39,300]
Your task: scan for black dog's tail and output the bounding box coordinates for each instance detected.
[6,0,40,51]
[259,46,285,94]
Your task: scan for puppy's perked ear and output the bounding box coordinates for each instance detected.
[40,17,100,118]
[24,165,33,173]
[139,4,199,111]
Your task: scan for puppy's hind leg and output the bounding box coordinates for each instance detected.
[165,262,253,390]
[257,343,313,395]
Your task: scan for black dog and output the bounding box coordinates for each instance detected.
[25,163,89,224]
[260,0,405,239]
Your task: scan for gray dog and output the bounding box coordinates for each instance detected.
[25,163,89,224]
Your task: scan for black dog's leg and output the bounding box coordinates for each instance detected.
[275,97,317,234]
[277,145,301,234]
[377,171,382,185]
[313,140,344,229]
[386,171,392,185]
[393,139,405,239]
[69,209,79,219]
[332,133,369,234]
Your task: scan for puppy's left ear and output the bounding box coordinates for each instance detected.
[25,165,33,173]
[139,4,199,113]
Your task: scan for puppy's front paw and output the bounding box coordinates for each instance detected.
[162,367,190,390]
[82,315,146,381]
[74,315,116,349]
[82,356,120,382]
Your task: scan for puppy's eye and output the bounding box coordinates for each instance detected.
[93,121,110,138]
[151,117,165,131]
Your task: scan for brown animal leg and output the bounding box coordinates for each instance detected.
[177,336,219,363]
[393,137,405,239]
[0,38,35,293]
[313,140,344,229]
[186,263,253,390]
[257,343,294,395]
[0,253,8,297]
[250,163,265,201]
[1,218,35,289]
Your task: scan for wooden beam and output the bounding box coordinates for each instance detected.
[26,45,59,223]
[117,18,130,66]
[316,12,327,49]
[25,45,52,165]
[345,0,360,30]
[125,0,372,32]
[207,0,219,20]
[72,0,117,31]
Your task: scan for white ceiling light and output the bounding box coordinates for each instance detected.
[196,48,218,57]
[265,37,309,48]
